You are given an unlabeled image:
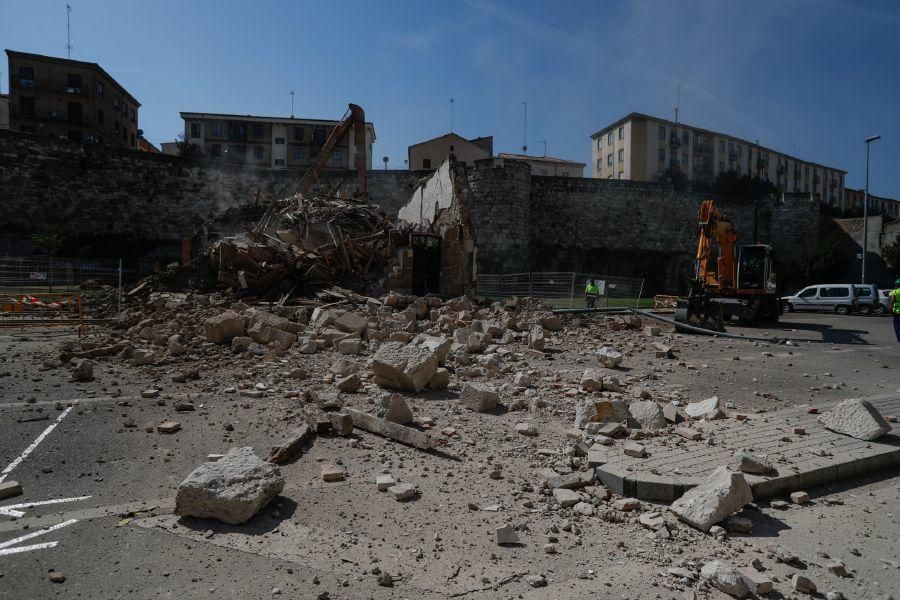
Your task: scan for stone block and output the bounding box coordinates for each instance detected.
[817,398,891,440]
[203,311,246,344]
[459,383,499,412]
[669,466,752,532]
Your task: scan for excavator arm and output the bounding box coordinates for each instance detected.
[296,103,368,200]
[695,199,737,290]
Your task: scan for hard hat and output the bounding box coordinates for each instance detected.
[895,278,900,287]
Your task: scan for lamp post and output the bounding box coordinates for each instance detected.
[861,135,881,284]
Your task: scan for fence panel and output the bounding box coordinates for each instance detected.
[0,257,123,325]
[476,271,644,309]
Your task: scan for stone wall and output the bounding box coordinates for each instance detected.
[468,159,532,273]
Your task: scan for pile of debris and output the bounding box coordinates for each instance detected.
[209,193,403,300]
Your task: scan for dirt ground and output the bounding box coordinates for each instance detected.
[1,309,898,600]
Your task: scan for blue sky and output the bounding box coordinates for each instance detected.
[2,0,898,196]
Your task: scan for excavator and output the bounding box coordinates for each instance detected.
[296,103,369,200]
[674,199,780,331]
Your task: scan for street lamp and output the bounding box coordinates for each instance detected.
[861,134,881,284]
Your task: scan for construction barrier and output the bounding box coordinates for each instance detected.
[0,292,85,333]
[476,272,645,309]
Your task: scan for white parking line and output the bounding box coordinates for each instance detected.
[0,495,92,518]
[0,406,72,483]
[0,518,78,556]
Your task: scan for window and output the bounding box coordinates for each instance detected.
[20,96,35,117]
[275,137,285,144]
[122,128,127,142]
[190,123,201,138]
[252,124,264,138]
[618,148,624,163]
[66,73,82,92]
[130,132,135,147]
[596,139,601,150]
[719,161,725,172]
[658,125,666,140]
[681,152,688,167]
[618,126,624,140]
[253,146,263,159]
[292,148,304,160]
[274,158,285,166]
[212,122,223,137]
[114,95,119,109]
[313,126,326,144]
[560,170,568,177]
[682,131,689,144]
[798,287,817,298]
[97,108,104,125]
[97,81,104,96]
[617,171,624,179]
[719,140,725,153]
[607,132,613,145]
[658,149,666,163]
[114,121,120,133]
[728,141,734,153]
[330,150,342,165]
[293,127,304,141]
[422,158,431,169]
[821,287,850,298]
[211,143,221,157]
[449,145,454,151]
[19,66,35,86]
[130,108,135,123]
[607,153,613,166]
[596,158,602,171]
[540,168,548,175]
[122,103,128,116]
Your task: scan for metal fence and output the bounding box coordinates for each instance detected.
[0,257,123,324]
[476,271,644,309]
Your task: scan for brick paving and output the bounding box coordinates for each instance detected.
[597,395,900,501]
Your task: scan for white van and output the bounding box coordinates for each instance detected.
[781,284,859,314]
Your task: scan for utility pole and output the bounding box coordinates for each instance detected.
[862,134,881,284]
[66,4,73,58]
[674,84,682,124]
[289,90,295,118]
[540,140,547,157]
[448,98,454,132]
[518,101,527,154]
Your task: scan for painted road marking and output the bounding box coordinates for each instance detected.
[0,518,78,557]
[0,496,92,518]
[0,406,72,483]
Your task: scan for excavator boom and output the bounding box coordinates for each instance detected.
[296,103,368,200]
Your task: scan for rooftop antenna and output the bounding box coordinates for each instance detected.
[518,101,527,154]
[289,90,295,118]
[674,83,682,124]
[448,97,454,132]
[66,4,73,59]
[540,140,547,157]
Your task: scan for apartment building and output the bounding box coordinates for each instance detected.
[496,152,585,177]
[0,93,8,129]
[845,188,900,219]
[5,50,140,148]
[408,133,493,170]
[180,112,375,170]
[590,112,846,208]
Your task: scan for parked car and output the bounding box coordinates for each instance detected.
[853,284,880,314]
[781,284,859,314]
[874,289,892,314]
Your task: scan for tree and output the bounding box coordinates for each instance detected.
[884,235,900,276]
[31,230,65,256]
[658,166,689,191]
[175,133,203,158]
[712,170,777,200]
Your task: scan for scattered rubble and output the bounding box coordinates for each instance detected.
[669,466,752,532]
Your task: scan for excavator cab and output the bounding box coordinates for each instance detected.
[736,244,775,291]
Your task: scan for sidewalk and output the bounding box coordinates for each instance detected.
[597,395,900,501]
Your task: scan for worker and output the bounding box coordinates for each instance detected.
[585,279,600,309]
[891,279,900,343]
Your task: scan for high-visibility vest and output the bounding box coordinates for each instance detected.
[586,284,599,295]
[892,288,900,315]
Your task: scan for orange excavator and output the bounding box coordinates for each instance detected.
[675,199,780,330]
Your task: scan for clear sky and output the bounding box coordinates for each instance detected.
[2,0,898,196]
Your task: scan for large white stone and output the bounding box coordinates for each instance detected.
[377,394,414,425]
[700,561,750,598]
[371,341,439,393]
[574,399,630,429]
[580,368,605,392]
[685,396,724,420]
[333,312,369,334]
[203,311,246,344]
[174,447,284,524]
[817,398,891,440]
[733,450,775,474]
[669,466,752,532]
[628,400,666,430]
[459,383,499,412]
[597,347,623,368]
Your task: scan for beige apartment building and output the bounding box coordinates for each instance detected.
[845,188,900,219]
[497,152,585,177]
[5,50,140,148]
[590,112,846,208]
[408,133,493,170]
[180,112,375,170]
[0,93,9,129]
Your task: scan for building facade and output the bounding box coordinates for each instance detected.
[496,153,585,177]
[180,112,375,170]
[0,93,8,129]
[5,50,140,148]
[844,188,899,219]
[590,112,846,208]
[408,133,493,170]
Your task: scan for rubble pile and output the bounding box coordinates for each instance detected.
[209,193,401,299]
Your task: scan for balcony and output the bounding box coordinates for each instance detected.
[669,134,681,148]
[15,78,90,96]
[10,108,90,125]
